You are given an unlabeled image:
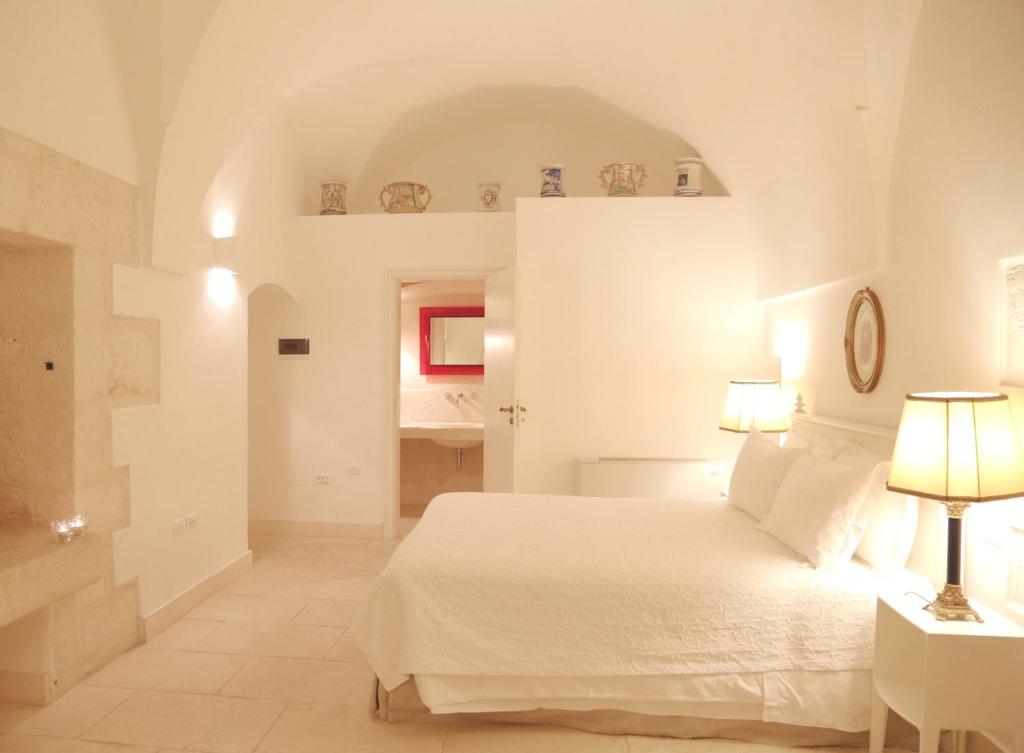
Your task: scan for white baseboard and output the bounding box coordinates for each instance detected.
[141,550,253,641]
[248,519,382,538]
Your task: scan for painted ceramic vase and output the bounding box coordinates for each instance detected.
[477,181,501,212]
[540,165,566,197]
[673,157,704,197]
[319,180,347,215]
[599,162,647,197]
[379,181,433,213]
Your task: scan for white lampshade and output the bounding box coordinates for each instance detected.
[719,380,791,433]
[887,392,1024,501]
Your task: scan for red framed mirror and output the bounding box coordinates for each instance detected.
[419,306,485,375]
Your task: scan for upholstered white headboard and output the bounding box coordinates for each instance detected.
[789,413,942,586]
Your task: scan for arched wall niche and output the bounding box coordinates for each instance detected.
[247,282,298,525]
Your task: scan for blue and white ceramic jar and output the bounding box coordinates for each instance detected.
[540,165,566,197]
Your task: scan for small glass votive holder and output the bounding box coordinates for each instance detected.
[50,519,74,543]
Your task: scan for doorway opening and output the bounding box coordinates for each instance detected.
[396,279,486,520]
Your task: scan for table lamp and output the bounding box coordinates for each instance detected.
[719,379,791,433]
[887,392,1024,622]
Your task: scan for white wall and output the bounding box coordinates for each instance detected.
[0,0,139,183]
[514,198,773,495]
[764,0,1024,622]
[247,213,513,527]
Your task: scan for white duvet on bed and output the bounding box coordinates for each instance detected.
[353,492,906,731]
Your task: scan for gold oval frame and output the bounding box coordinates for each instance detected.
[844,287,885,393]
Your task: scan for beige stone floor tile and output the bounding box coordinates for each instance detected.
[265,576,372,601]
[0,735,155,752]
[219,656,374,706]
[83,646,249,694]
[186,593,308,624]
[291,600,360,628]
[445,723,628,753]
[80,690,284,753]
[256,702,447,753]
[0,707,36,735]
[334,558,387,579]
[625,739,800,753]
[324,629,366,663]
[144,619,222,650]
[221,567,291,596]
[9,685,132,738]
[194,621,343,659]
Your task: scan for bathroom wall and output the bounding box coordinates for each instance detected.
[400,441,482,518]
[763,0,1024,624]
[0,241,74,526]
[400,279,485,425]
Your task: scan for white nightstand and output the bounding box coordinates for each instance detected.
[870,590,1024,753]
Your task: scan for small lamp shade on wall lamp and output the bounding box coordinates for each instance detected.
[719,379,791,434]
[887,392,1024,621]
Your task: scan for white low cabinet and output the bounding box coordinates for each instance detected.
[575,457,726,499]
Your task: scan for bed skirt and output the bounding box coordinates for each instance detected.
[371,677,927,749]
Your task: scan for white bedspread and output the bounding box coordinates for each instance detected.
[354,493,891,728]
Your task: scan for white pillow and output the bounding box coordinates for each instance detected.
[833,446,920,571]
[728,430,804,521]
[759,453,874,569]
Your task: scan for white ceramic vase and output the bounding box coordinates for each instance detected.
[477,181,501,212]
[673,158,704,197]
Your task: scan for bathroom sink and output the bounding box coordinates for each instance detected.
[400,421,483,449]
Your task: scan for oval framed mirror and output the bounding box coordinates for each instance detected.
[844,288,885,393]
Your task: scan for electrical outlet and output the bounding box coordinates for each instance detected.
[345,464,362,476]
[314,473,331,485]
[172,518,185,537]
[184,513,199,532]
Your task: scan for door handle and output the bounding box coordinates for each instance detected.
[498,406,514,413]
[499,405,515,425]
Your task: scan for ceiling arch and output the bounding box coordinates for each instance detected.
[155,0,920,297]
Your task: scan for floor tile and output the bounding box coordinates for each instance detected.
[9,686,132,738]
[84,647,249,694]
[334,558,386,579]
[255,702,446,753]
[625,739,794,753]
[323,630,365,663]
[145,619,222,650]
[290,600,360,628]
[265,577,372,601]
[445,723,629,753]
[0,735,155,752]
[194,621,343,659]
[219,657,374,706]
[0,707,36,735]
[187,593,308,624]
[81,690,284,753]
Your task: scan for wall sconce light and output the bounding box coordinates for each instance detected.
[207,266,238,308]
[211,210,236,239]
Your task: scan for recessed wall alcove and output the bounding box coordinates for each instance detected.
[0,128,160,705]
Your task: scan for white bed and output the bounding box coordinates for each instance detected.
[354,489,929,733]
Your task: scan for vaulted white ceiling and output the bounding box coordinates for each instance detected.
[153,0,921,298]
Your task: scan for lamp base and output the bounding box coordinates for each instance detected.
[926,583,984,622]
